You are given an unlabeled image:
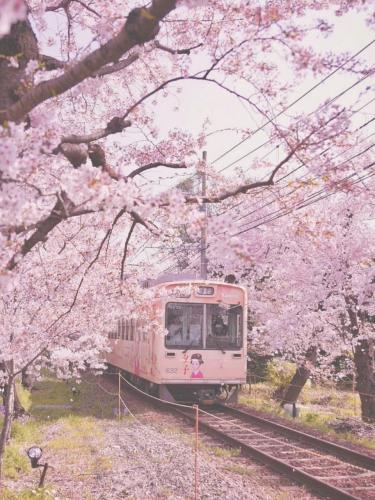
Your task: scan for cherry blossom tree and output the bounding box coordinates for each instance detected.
[1,0,374,476]
[208,187,374,419]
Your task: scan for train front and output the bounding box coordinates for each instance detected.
[158,281,247,405]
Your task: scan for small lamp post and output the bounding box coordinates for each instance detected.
[27,446,49,487]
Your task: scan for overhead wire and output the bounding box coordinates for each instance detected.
[220,102,375,227]
[209,79,375,226]
[236,138,375,230]
[211,38,375,169]
[218,68,374,173]
[231,162,375,237]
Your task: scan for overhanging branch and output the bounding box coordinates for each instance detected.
[0,0,177,123]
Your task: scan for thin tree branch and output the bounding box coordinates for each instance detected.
[94,53,139,77]
[154,40,203,55]
[185,147,299,204]
[120,221,137,280]
[128,161,186,178]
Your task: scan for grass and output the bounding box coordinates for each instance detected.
[211,446,241,458]
[1,373,122,495]
[30,376,117,421]
[2,487,56,499]
[3,443,30,479]
[223,463,256,477]
[240,382,375,450]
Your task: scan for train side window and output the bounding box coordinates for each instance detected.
[125,320,129,341]
[121,318,125,340]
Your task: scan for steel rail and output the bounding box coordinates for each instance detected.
[172,406,363,500]
[115,374,375,499]
[219,405,375,471]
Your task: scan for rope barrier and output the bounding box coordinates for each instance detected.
[119,373,195,410]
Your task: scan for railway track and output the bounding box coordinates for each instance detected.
[118,375,375,499]
[175,404,375,500]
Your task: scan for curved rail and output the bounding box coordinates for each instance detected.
[177,405,375,500]
[117,375,375,499]
[220,405,375,471]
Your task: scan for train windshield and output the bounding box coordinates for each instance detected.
[165,303,243,350]
[165,303,203,348]
[206,304,243,350]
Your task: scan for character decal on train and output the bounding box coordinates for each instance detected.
[191,353,204,379]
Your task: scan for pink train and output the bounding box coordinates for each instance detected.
[106,279,247,404]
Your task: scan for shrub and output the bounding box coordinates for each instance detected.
[247,351,272,382]
[16,383,32,412]
[4,443,29,479]
[265,359,296,389]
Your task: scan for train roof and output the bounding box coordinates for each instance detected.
[142,272,246,292]
[153,280,244,289]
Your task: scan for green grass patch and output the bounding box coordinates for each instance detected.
[2,374,117,488]
[2,415,43,480]
[2,486,55,499]
[223,463,255,477]
[211,446,241,458]
[240,383,375,450]
[48,415,102,452]
[11,419,41,443]
[3,443,30,479]
[29,375,117,421]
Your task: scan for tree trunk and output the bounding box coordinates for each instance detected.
[281,347,318,406]
[14,387,27,418]
[2,382,26,418]
[354,339,375,423]
[0,375,15,481]
[21,368,34,390]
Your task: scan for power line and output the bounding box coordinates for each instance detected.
[221,104,375,227]
[212,38,375,168]
[231,162,375,237]
[236,139,375,229]
[210,82,375,229]
[218,68,374,173]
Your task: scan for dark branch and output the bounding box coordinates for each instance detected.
[128,161,186,178]
[120,221,137,280]
[154,40,203,55]
[1,0,177,123]
[61,118,131,144]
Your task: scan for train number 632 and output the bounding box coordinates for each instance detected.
[166,368,178,373]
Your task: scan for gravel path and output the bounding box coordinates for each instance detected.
[94,419,270,499]
[5,376,319,499]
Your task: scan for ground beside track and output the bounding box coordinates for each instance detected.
[3,374,321,499]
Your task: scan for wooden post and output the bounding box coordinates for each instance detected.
[39,463,49,488]
[118,371,121,420]
[193,404,199,500]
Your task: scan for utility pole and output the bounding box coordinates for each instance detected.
[200,150,208,280]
